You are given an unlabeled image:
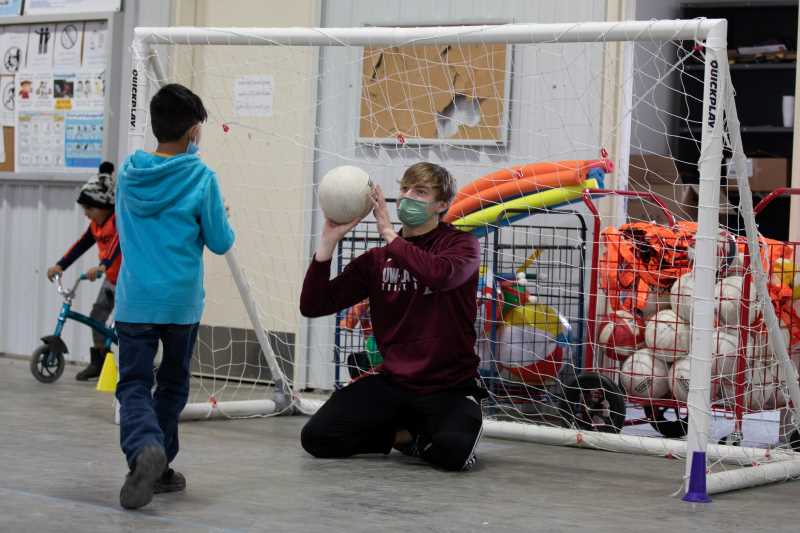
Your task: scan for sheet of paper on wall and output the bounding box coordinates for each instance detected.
[15,112,66,171]
[14,70,105,172]
[82,21,107,69]
[27,25,56,71]
[0,26,29,75]
[0,0,24,17]
[64,112,103,169]
[53,70,105,112]
[234,75,273,118]
[0,75,15,126]
[24,0,120,15]
[54,22,83,69]
[16,72,54,112]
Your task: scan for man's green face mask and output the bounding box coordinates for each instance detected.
[398,197,434,227]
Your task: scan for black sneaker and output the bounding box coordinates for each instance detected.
[395,434,431,458]
[75,364,101,381]
[462,452,478,472]
[120,445,167,510]
[153,468,186,494]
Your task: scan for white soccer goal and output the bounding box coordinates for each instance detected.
[127,20,800,498]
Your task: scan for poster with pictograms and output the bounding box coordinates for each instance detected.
[0,26,29,75]
[54,22,83,68]
[15,69,105,171]
[0,0,23,17]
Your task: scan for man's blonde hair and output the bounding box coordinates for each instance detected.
[400,162,457,205]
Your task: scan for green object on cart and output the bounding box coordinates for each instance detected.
[501,282,528,316]
[365,335,383,366]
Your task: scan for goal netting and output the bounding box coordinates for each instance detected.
[127,20,800,498]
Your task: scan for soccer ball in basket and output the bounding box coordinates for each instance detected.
[596,310,643,361]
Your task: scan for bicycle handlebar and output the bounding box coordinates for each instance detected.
[54,270,103,298]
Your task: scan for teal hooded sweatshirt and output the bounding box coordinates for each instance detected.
[115,150,235,324]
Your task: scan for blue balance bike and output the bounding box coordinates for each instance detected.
[31,272,117,383]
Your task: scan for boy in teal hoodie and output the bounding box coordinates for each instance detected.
[115,84,235,510]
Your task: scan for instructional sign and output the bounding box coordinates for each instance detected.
[0,0,23,17]
[25,0,121,15]
[234,75,273,118]
[0,75,15,126]
[0,26,29,75]
[27,24,56,71]
[54,22,83,68]
[81,21,107,68]
[14,69,105,172]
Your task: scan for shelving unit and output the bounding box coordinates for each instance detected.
[676,1,798,240]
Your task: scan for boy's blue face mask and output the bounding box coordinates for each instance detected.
[186,126,201,154]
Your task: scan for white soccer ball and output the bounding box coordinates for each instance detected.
[746,365,778,411]
[318,165,373,224]
[644,309,691,362]
[712,329,778,408]
[751,325,792,359]
[711,329,740,398]
[619,348,669,399]
[687,231,739,276]
[670,272,695,323]
[771,357,799,409]
[596,310,643,361]
[669,357,692,402]
[715,275,758,327]
[750,326,796,408]
[615,287,671,320]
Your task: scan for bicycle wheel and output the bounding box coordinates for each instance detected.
[30,344,65,383]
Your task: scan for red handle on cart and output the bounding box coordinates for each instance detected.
[581,188,677,227]
[753,187,800,215]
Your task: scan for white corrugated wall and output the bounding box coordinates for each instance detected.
[0,181,97,362]
[0,0,173,364]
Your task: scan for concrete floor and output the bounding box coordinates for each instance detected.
[0,355,797,533]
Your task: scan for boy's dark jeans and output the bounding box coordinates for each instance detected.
[115,322,199,468]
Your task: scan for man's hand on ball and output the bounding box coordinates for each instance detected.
[371,184,397,243]
[316,216,362,262]
[322,216,361,244]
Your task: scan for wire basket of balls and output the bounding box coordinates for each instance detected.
[588,188,800,442]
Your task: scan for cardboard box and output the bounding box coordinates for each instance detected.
[626,154,689,224]
[628,154,680,185]
[626,183,697,225]
[726,157,787,192]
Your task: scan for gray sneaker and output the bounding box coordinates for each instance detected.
[120,445,167,510]
[154,468,186,494]
[462,452,478,472]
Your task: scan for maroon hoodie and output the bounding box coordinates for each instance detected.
[300,222,480,393]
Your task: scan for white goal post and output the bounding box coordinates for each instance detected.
[126,20,800,499]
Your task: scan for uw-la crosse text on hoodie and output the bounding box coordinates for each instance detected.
[301,222,481,393]
[115,150,235,324]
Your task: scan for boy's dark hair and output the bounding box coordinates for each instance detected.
[149,83,208,143]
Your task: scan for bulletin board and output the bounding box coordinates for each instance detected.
[358,43,512,146]
[0,10,118,177]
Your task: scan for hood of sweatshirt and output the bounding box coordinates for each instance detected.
[118,150,207,217]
